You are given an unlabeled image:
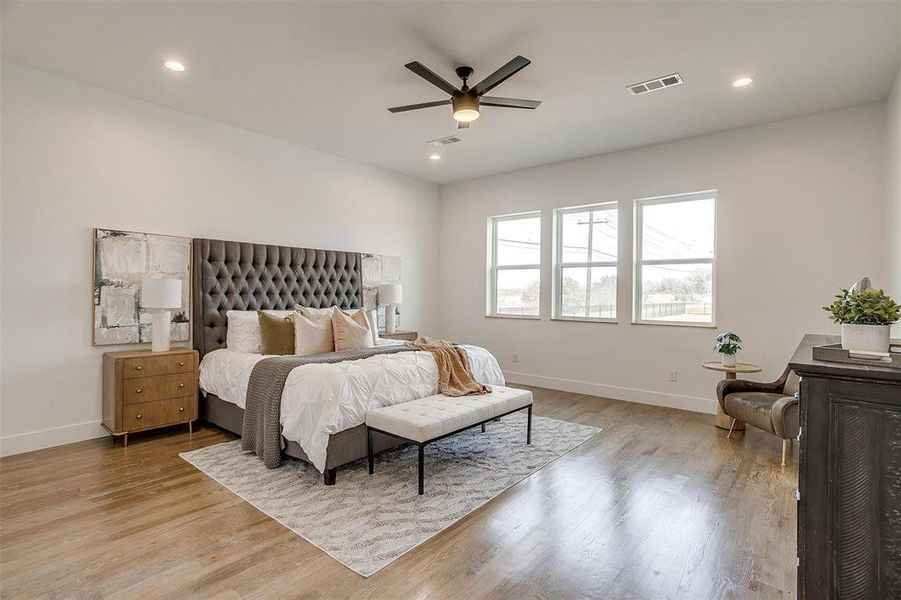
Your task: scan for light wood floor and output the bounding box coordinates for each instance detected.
[1,386,798,599]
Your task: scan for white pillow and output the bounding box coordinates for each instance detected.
[225,310,293,354]
[332,308,375,351]
[292,311,335,355]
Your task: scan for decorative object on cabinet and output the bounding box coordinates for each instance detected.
[378,283,403,333]
[822,277,900,353]
[380,330,418,342]
[102,348,198,446]
[701,361,762,431]
[713,331,743,367]
[92,228,190,346]
[140,278,182,352]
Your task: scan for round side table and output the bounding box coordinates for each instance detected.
[701,361,762,430]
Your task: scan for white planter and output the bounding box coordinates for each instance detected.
[841,323,891,353]
[721,353,737,367]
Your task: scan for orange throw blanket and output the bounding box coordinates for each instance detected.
[406,337,491,397]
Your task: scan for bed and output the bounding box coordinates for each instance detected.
[192,238,504,484]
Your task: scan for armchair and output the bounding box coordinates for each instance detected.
[716,366,800,466]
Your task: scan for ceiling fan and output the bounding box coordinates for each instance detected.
[388,56,541,129]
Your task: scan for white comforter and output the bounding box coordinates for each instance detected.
[199,341,505,472]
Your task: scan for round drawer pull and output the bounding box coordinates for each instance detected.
[136,414,143,419]
[135,389,142,394]
[179,407,185,412]
[179,383,185,388]
[136,366,143,371]
[179,362,185,367]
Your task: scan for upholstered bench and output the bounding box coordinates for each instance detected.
[365,386,533,494]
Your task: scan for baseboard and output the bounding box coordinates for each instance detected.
[503,371,716,415]
[0,420,107,457]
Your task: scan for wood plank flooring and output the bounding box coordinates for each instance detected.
[0,386,797,599]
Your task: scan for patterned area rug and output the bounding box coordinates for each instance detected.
[180,414,599,577]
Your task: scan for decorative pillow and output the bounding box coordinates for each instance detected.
[292,311,335,355]
[366,309,380,345]
[332,308,375,351]
[296,305,380,346]
[258,311,295,355]
[226,310,293,353]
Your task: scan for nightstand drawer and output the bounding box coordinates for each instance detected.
[123,398,195,431]
[123,372,195,405]
[123,354,193,379]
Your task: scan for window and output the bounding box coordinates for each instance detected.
[634,191,716,325]
[487,212,541,317]
[553,203,618,321]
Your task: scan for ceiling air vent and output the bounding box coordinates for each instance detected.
[427,135,462,147]
[627,73,683,96]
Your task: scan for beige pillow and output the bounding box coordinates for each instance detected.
[292,311,335,355]
[332,308,374,351]
[296,305,380,346]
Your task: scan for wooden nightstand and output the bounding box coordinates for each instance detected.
[102,348,199,446]
[380,330,418,341]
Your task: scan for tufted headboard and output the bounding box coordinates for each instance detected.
[192,238,363,358]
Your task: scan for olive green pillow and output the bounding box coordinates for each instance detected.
[257,311,295,355]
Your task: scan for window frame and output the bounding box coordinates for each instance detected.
[633,190,717,328]
[486,210,542,319]
[552,202,619,323]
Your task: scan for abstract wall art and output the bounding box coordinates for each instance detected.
[361,253,402,329]
[92,228,190,345]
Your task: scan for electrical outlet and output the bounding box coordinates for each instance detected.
[512,353,520,364]
[667,369,678,383]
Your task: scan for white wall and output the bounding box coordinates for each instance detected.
[0,63,440,455]
[888,66,901,334]
[439,104,888,413]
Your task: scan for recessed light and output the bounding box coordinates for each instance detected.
[163,60,186,72]
[732,77,753,88]
[429,154,442,161]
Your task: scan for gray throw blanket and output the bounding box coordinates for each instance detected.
[241,345,414,468]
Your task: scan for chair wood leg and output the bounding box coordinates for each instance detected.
[781,439,788,467]
[727,418,737,439]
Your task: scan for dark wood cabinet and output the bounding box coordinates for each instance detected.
[790,334,901,599]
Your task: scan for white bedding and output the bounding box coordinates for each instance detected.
[199,341,505,471]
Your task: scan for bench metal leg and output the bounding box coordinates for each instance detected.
[418,444,425,495]
[481,423,486,433]
[367,427,374,475]
[527,405,532,445]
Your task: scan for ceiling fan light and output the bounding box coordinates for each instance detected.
[452,94,480,122]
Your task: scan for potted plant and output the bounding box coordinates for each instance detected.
[714,332,742,367]
[823,287,900,352]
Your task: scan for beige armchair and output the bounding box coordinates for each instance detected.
[716,366,800,466]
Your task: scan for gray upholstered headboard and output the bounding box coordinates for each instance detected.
[192,238,363,358]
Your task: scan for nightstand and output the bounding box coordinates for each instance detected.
[380,330,418,341]
[102,347,198,446]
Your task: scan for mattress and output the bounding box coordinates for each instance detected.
[198,342,505,471]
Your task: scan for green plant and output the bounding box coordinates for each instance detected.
[714,332,742,355]
[823,288,901,325]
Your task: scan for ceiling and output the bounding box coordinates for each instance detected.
[2,1,899,185]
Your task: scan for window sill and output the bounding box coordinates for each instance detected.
[632,320,717,329]
[551,316,618,324]
[486,314,540,320]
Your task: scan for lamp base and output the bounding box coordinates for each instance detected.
[384,305,397,334]
[151,309,172,352]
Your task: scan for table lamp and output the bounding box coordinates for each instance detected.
[141,278,182,352]
[378,284,402,334]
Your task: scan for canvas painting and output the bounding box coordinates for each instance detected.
[93,228,191,345]
[361,253,402,329]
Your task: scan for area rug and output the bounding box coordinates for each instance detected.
[179,413,599,576]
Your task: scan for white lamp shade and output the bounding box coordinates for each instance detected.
[378,283,402,305]
[141,278,182,309]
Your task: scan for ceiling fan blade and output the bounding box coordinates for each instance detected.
[404,62,459,96]
[387,99,452,113]
[471,55,531,96]
[480,96,542,109]
[456,120,471,130]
